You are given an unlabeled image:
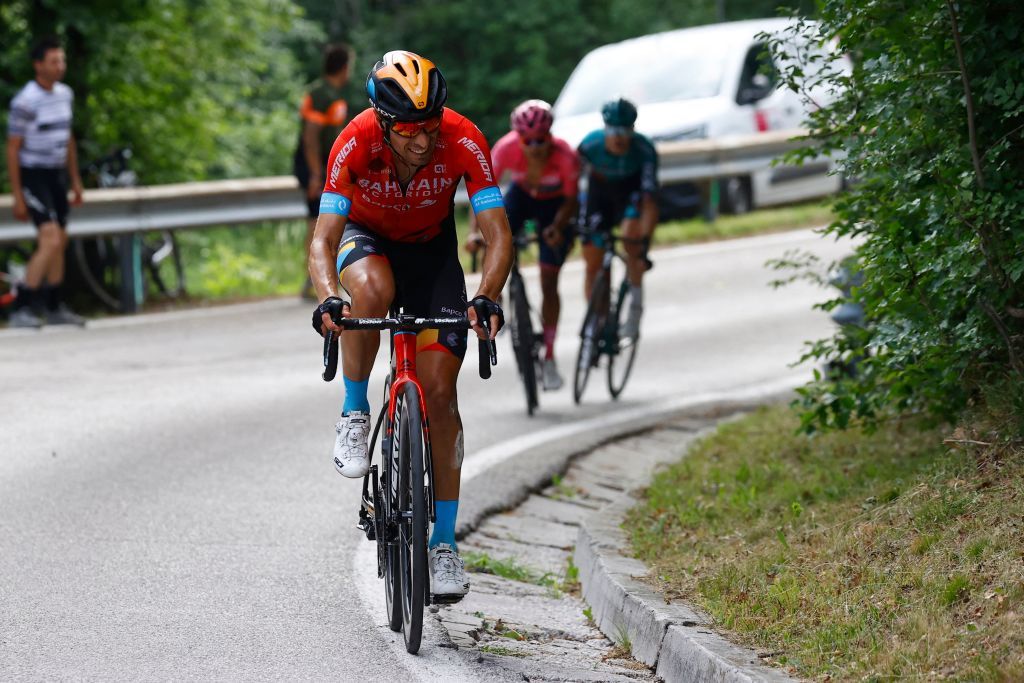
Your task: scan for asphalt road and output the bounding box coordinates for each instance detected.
[0,228,850,680]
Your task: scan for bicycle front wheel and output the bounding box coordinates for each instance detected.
[574,270,608,404]
[397,383,428,654]
[509,273,538,415]
[607,277,640,399]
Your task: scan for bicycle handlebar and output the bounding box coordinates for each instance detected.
[321,314,498,382]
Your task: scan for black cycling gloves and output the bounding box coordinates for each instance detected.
[470,295,504,335]
[312,296,349,336]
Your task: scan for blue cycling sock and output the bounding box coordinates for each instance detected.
[429,499,459,550]
[342,376,370,414]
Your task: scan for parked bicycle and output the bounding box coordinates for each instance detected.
[573,229,645,404]
[74,147,186,310]
[321,306,497,654]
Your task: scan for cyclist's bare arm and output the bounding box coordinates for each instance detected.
[5,136,26,220]
[67,134,83,204]
[469,206,513,338]
[309,212,347,332]
[465,168,511,253]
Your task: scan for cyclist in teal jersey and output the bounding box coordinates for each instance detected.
[576,98,658,339]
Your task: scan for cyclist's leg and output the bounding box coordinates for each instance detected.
[621,191,657,287]
[535,196,571,361]
[392,224,467,538]
[579,179,611,301]
[16,169,64,322]
[338,225,395,413]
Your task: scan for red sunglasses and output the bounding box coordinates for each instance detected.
[391,115,443,138]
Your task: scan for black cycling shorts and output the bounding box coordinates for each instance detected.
[579,173,650,245]
[504,183,574,269]
[20,167,69,228]
[336,217,468,359]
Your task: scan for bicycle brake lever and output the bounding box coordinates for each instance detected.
[323,329,339,381]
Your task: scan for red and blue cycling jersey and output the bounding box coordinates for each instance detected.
[320,107,503,242]
[490,131,579,200]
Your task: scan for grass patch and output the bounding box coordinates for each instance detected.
[651,200,832,248]
[625,403,1024,680]
[462,550,562,593]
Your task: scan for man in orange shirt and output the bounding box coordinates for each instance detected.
[295,44,358,300]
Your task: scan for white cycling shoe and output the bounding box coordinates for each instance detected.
[429,543,470,602]
[333,411,370,478]
[542,358,564,391]
[620,303,643,340]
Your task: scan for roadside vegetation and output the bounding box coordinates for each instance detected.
[160,200,831,303]
[626,403,1024,680]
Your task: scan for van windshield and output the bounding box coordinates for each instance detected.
[554,36,731,117]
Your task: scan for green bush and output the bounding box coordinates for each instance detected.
[769,1,1024,433]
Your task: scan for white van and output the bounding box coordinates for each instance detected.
[551,19,848,214]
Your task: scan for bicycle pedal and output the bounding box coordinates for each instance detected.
[356,514,376,541]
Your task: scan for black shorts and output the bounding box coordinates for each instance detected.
[579,173,647,246]
[20,167,69,228]
[336,218,468,359]
[504,183,574,269]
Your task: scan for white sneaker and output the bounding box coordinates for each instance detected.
[429,543,470,601]
[542,358,563,391]
[333,411,370,478]
[620,304,643,340]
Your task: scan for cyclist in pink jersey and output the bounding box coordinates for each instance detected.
[467,100,579,390]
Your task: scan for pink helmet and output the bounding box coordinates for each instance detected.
[510,99,553,137]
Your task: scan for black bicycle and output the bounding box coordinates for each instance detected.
[573,229,644,404]
[505,223,545,416]
[322,307,496,654]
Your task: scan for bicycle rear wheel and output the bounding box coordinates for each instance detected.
[574,270,609,404]
[607,277,640,399]
[397,383,428,654]
[509,273,539,415]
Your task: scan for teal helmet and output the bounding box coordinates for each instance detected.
[601,97,637,127]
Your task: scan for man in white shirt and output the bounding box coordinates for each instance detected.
[5,35,85,328]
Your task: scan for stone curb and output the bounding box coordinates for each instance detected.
[575,458,797,682]
[456,389,798,540]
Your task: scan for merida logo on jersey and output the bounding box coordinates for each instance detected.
[329,138,358,185]
[457,136,493,182]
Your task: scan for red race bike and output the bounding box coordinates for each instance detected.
[321,307,496,654]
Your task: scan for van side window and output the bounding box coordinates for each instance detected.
[736,42,777,105]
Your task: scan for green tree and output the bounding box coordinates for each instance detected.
[770,1,1024,432]
[296,0,812,141]
[1,0,319,187]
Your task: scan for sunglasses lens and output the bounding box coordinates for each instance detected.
[521,136,548,147]
[605,125,631,137]
[392,115,442,137]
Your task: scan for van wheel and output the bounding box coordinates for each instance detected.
[720,176,752,215]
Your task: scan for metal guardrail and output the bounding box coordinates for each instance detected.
[0,129,808,244]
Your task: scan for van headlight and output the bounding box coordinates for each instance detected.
[652,125,707,142]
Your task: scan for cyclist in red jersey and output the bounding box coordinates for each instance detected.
[309,51,513,601]
[466,100,579,389]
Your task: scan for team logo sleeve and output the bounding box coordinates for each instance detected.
[320,122,365,216]
[456,122,504,214]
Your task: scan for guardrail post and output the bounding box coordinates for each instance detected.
[118,233,143,313]
[700,179,720,223]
